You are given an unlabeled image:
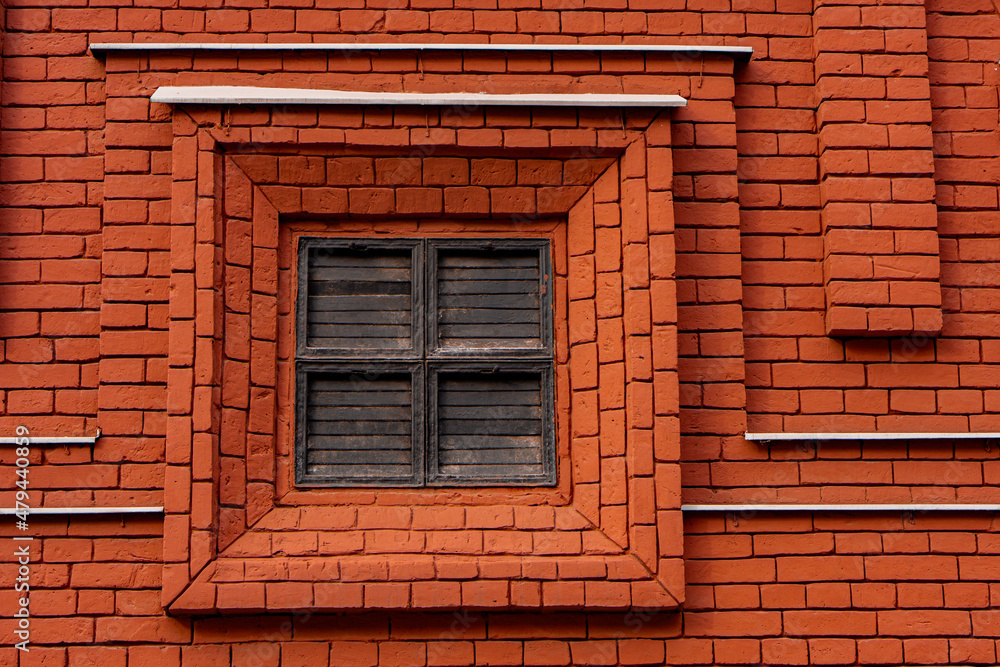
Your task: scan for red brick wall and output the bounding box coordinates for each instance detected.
[2,0,1000,664]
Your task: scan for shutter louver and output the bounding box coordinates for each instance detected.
[306,246,413,350]
[304,370,418,483]
[433,370,548,482]
[436,248,542,350]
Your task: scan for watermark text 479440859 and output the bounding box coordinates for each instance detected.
[12,425,32,652]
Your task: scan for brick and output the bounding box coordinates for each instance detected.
[878,610,971,636]
[783,611,876,637]
[523,640,571,666]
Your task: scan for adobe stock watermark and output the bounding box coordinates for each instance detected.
[11,425,32,652]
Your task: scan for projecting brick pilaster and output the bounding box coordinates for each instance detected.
[814,0,942,337]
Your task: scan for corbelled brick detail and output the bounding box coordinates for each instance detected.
[815,0,943,337]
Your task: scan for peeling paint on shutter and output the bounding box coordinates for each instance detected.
[435,248,543,350]
[430,369,553,484]
[306,246,414,350]
[301,369,420,485]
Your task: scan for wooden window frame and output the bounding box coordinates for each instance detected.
[294,236,557,488]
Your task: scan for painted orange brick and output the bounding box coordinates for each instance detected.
[4,3,1000,665]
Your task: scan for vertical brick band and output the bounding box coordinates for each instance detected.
[815,0,943,337]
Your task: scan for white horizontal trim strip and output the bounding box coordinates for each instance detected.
[150,86,688,108]
[0,507,163,515]
[92,42,753,58]
[683,504,1000,512]
[0,435,100,445]
[746,432,1000,442]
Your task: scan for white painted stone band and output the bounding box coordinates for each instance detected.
[18,505,998,516]
[747,432,1000,441]
[683,504,1000,512]
[0,507,163,515]
[0,435,100,445]
[150,86,688,108]
[92,41,753,58]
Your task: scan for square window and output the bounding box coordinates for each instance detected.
[295,237,556,487]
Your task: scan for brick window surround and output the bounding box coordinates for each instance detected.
[97,48,744,614]
[159,105,683,613]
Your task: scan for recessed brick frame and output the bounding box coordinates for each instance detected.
[156,102,685,613]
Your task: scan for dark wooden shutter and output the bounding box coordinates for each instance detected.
[306,246,413,350]
[435,247,543,349]
[432,370,550,483]
[297,237,554,488]
[302,370,418,484]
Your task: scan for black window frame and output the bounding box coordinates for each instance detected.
[294,236,557,488]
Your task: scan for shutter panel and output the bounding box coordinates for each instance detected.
[306,246,414,350]
[303,370,418,484]
[435,247,543,349]
[433,370,550,483]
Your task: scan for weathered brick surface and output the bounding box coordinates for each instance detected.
[1,0,1000,662]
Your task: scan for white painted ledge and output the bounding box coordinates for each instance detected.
[150,86,688,108]
[92,42,753,59]
[0,507,163,515]
[0,433,101,445]
[683,504,1000,512]
[746,432,1000,442]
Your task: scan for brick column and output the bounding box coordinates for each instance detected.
[815,0,942,337]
